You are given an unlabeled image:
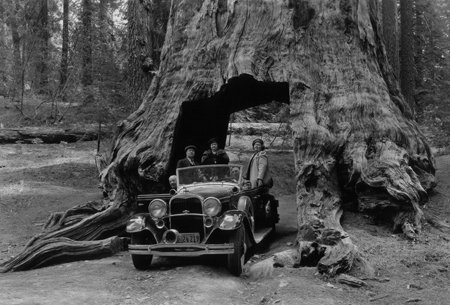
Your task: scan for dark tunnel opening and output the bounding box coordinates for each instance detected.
[166,74,290,177]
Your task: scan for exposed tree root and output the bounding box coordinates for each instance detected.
[424,211,450,233]
[1,191,132,272]
[0,236,125,273]
[43,201,108,231]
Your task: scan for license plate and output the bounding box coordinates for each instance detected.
[178,233,200,243]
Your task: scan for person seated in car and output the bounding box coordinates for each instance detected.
[243,138,273,189]
[168,175,177,189]
[176,145,206,183]
[230,166,241,183]
[201,138,230,165]
[176,145,199,168]
[201,138,230,181]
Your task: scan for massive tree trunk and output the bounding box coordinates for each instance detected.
[108,0,434,274]
[2,0,436,275]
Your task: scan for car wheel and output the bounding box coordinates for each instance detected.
[227,225,246,276]
[131,233,154,270]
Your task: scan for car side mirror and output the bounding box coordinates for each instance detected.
[232,186,239,193]
[169,189,177,195]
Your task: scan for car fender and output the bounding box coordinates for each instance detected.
[237,195,252,212]
[217,210,256,247]
[237,195,255,233]
[218,210,246,230]
[126,214,160,241]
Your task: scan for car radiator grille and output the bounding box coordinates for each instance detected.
[169,197,204,239]
[170,215,205,240]
[170,197,203,214]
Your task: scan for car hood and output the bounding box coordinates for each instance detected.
[179,183,238,199]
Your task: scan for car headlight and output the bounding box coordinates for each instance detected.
[149,199,167,218]
[203,197,221,216]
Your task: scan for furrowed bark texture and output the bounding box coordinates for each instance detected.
[107,0,435,275]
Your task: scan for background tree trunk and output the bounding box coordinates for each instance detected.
[81,0,93,98]
[36,0,49,94]
[8,4,22,103]
[126,0,170,109]
[382,0,400,78]
[60,0,69,92]
[400,0,416,112]
[0,0,7,95]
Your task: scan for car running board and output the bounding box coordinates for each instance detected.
[253,227,273,244]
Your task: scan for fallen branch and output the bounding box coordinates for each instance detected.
[0,125,111,144]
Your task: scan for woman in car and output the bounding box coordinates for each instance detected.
[201,138,230,165]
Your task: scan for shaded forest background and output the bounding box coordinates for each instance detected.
[0,0,449,148]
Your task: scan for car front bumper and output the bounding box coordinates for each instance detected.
[129,243,234,256]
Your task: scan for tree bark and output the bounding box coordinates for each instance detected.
[108,0,434,275]
[60,0,69,91]
[0,0,7,95]
[400,0,416,112]
[126,0,170,109]
[81,0,93,93]
[2,0,436,275]
[382,0,400,78]
[36,0,49,94]
[7,3,22,103]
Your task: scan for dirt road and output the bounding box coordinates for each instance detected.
[1,142,449,305]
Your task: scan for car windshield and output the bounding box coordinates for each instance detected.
[177,164,243,186]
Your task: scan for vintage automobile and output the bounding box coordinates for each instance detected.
[126,164,279,275]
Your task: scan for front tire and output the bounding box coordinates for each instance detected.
[227,226,246,276]
[131,233,154,270]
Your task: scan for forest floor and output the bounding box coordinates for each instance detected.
[0,138,449,305]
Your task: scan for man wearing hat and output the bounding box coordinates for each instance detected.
[201,138,230,165]
[243,138,273,188]
[176,145,199,169]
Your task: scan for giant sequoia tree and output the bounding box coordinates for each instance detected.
[1,0,436,275]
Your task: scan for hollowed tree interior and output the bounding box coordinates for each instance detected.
[167,74,290,175]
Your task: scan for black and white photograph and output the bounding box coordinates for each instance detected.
[0,0,449,304]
